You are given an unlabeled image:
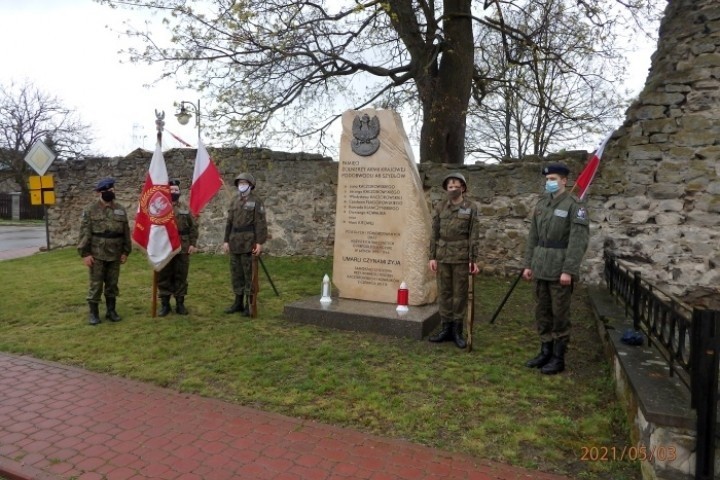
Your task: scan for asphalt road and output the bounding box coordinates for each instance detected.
[0,225,48,260]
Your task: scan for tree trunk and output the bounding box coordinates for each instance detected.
[418,0,474,164]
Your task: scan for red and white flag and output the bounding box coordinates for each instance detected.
[189,138,224,216]
[575,132,613,200]
[132,140,182,271]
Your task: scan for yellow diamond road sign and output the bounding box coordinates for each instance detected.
[24,140,56,176]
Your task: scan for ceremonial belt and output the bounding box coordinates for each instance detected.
[93,231,124,239]
[233,226,255,233]
[538,240,568,249]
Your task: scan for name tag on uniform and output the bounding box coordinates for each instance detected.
[458,207,472,215]
[553,209,568,218]
[113,209,126,216]
[244,201,256,209]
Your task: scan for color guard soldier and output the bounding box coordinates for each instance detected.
[223,172,268,316]
[158,179,199,316]
[428,173,481,348]
[78,177,132,325]
[522,163,590,374]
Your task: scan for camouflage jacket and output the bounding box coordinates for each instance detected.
[77,200,132,261]
[523,191,590,280]
[223,193,268,254]
[173,201,199,253]
[429,198,481,264]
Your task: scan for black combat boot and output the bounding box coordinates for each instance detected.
[105,298,122,322]
[158,296,171,317]
[243,295,252,317]
[429,322,453,342]
[452,322,467,349]
[541,339,567,375]
[525,341,554,368]
[224,295,244,314]
[175,297,188,315]
[88,302,101,326]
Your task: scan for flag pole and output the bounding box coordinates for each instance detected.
[152,271,158,318]
[150,111,165,318]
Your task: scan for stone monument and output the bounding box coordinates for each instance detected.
[332,109,436,305]
[284,108,439,339]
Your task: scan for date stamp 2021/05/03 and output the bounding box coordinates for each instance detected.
[580,445,677,462]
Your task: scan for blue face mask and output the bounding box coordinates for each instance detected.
[545,180,560,193]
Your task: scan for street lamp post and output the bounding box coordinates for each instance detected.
[174,99,201,140]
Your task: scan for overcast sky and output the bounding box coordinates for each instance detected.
[0,0,659,159]
[0,0,196,156]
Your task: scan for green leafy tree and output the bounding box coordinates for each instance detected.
[0,81,93,193]
[97,0,657,163]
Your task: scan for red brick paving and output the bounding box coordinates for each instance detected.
[0,353,573,480]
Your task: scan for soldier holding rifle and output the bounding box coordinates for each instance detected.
[522,163,589,374]
[428,173,480,349]
[223,172,268,317]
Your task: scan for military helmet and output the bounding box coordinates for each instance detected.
[442,172,467,191]
[234,172,256,189]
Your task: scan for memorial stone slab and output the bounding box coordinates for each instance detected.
[332,109,436,305]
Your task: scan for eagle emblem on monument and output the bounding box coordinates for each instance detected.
[351,113,381,156]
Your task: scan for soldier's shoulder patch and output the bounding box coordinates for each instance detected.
[576,207,588,220]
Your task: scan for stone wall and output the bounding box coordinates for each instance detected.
[594,0,720,301]
[46,147,598,281]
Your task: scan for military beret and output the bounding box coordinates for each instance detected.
[95,177,115,191]
[542,163,570,176]
[169,179,181,187]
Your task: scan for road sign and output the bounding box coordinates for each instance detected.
[29,175,55,205]
[24,140,56,176]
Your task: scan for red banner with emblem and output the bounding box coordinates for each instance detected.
[132,140,182,271]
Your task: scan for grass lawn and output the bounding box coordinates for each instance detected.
[0,248,640,479]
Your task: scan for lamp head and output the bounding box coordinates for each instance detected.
[175,105,192,126]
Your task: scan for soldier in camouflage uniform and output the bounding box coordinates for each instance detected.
[158,179,199,317]
[222,172,268,316]
[428,173,481,348]
[77,177,132,325]
[522,163,590,374]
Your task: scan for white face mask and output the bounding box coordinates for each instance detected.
[238,184,251,194]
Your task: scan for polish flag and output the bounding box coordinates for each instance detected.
[189,138,224,216]
[575,132,613,200]
[132,140,182,271]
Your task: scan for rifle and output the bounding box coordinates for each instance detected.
[258,256,280,297]
[250,255,259,318]
[466,269,475,352]
[489,269,524,324]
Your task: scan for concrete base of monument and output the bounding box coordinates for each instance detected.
[283,296,440,340]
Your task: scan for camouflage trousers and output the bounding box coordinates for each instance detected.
[534,279,573,342]
[436,262,469,323]
[229,253,253,296]
[86,258,121,303]
[158,253,190,298]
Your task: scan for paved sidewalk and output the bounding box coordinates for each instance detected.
[0,353,574,480]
